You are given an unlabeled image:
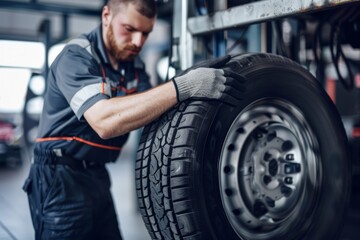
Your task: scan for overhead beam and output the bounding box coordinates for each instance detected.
[0,0,173,18]
[0,0,101,17]
[188,0,360,35]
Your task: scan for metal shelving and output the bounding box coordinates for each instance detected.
[172,0,360,69]
[188,0,360,35]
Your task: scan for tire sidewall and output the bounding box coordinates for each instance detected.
[197,56,351,240]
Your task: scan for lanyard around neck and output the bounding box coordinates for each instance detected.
[99,65,139,96]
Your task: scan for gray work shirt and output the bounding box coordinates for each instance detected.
[34,25,151,162]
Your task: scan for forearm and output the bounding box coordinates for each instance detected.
[84,81,177,139]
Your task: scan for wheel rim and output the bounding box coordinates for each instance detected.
[219,98,321,239]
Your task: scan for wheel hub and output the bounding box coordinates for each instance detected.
[219,99,320,239]
[249,124,302,215]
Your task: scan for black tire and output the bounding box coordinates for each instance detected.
[136,53,351,240]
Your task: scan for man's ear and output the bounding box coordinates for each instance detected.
[102,5,111,27]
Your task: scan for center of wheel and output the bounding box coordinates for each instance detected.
[219,100,319,239]
[268,158,278,176]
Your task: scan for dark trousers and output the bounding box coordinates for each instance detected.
[23,161,122,240]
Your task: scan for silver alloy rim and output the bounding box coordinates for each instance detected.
[219,98,321,239]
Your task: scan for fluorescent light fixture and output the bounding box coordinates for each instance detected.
[0,68,31,113]
[48,43,66,67]
[0,40,45,69]
[29,74,46,96]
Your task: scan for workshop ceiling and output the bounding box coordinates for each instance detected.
[0,0,173,42]
[0,0,102,42]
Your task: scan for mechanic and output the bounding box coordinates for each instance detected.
[22,0,244,239]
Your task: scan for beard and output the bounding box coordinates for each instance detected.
[107,23,141,61]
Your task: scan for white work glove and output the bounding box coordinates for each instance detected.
[172,62,246,106]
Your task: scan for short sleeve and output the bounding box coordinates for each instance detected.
[54,45,110,119]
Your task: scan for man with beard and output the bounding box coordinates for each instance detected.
[22,0,244,239]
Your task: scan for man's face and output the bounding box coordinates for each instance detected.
[103,3,155,61]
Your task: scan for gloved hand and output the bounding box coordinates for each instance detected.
[172,67,246,106]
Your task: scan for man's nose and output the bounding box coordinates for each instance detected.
[132,32,144,48]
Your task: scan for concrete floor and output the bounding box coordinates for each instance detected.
[0,130,359,240]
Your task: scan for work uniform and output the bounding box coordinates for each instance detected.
[22,25,151,240]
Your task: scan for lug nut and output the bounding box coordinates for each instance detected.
[267,131,277,142]
[281,185,292,197]
[263,152,271,161]
[253,200,268,217]
[285,177,293,184]
[285,153,295,161]
[265,196,275,207]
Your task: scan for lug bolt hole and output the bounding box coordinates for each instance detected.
[228,144,235,151]
[237,127,245,134]
[232,209,241,216]
[224,166,232,174]
[225,189,233,196]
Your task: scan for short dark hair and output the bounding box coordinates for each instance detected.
[106,0,157,18]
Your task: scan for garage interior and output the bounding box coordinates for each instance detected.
[0,0,360,239]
